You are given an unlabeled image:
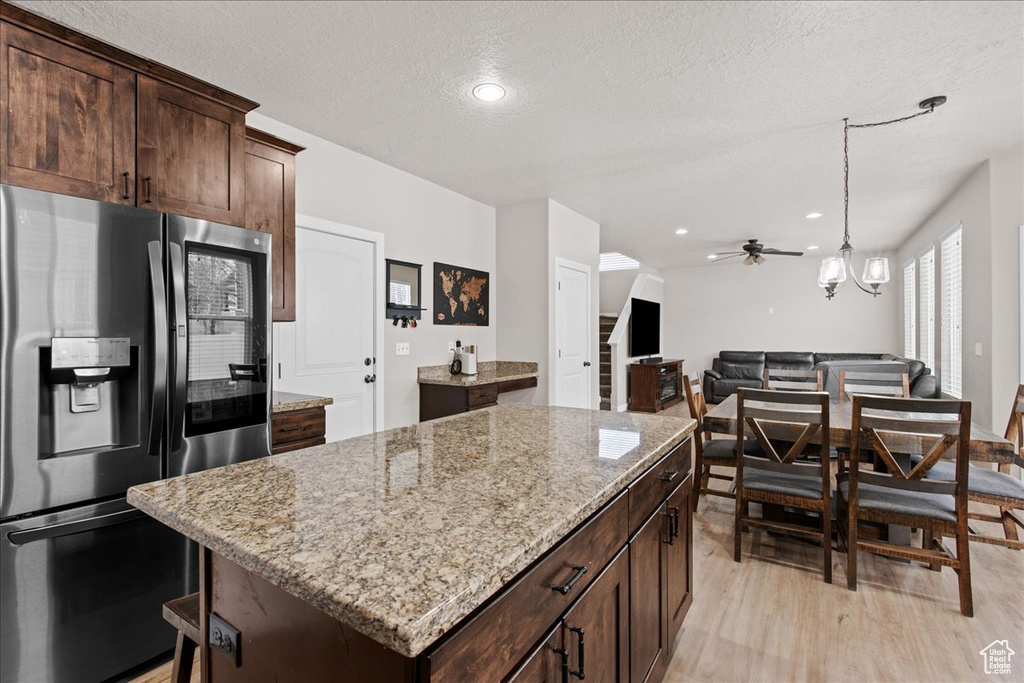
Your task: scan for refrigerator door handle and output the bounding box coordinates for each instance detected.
[7,508,147,545]
[169,242,187,453]
[147,241,168,456]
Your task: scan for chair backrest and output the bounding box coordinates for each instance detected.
[849,395,971,505]
[683,373,710,441]
[736,388,830,487]
[763,368,824,392]
[839,370,910,402]
[1005,384,1024,462]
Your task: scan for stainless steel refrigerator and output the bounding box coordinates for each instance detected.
[0,185,272,682]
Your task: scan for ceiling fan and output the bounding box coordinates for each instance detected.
[711,239,803,266]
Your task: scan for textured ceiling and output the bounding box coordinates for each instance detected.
[14,0,1023,268]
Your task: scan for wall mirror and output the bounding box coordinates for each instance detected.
[386,259,423,320]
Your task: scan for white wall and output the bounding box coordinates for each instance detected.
[600,263,662,317]
[661,255,899,384]
[496,199,549,404]
[897,146,1023,430]
[248,112,497,429]
[495,199,601,409]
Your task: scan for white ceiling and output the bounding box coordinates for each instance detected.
[14,0,1023,268]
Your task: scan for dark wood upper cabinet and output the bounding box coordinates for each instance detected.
[245,128,304,322]
[0,22,135,203]
[137,75,246,226]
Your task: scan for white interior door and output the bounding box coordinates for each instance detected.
[277,227,376,442]
[555,259,592,408]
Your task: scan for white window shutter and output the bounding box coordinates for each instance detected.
[919,248,936,372]
[940,227,963,398]
[903,260,916,359]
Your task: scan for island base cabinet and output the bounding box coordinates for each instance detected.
[562,548,630,682]
[507,623,566,683]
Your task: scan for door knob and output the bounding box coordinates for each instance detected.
[364,374,376,383]
[583,361,591,367]
[364,357,372,366]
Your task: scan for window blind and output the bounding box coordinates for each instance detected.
[903,261,916,359]
[599,252,639,271]
[940,227,963,398]
[919,248,935,371]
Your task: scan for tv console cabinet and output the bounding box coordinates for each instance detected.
[629,359,684,413]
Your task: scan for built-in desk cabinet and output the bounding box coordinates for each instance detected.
[0,2,257,226]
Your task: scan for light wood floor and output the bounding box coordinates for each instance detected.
[660,399,1024,683]
[134,400,1024,683]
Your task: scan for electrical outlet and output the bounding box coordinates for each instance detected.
[768,307,774,315]
[396,342,410,356]
[209,612,241,667]
[448,341,456,351]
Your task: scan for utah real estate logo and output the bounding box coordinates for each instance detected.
[979,640,1015,675]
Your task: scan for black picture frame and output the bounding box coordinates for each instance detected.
[386,259,425,320]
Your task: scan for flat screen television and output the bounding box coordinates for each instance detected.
[629,298,660,357]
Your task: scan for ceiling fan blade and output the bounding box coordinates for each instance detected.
[714,251,745,257]
[760,249,804,256]
[711,253,745,262]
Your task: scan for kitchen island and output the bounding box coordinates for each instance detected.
[128,405,696,682]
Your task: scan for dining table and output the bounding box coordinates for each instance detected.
[703,394,1015,464]
[703,393,1016,549]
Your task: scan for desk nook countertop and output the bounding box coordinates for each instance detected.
[271,391,333,414]
[127,405,695,666]
[416,360,539,387]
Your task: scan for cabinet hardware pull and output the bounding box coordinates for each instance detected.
[279,425,306,432]
[669,505,681,539]
[144,176,153,203]
[552,646,569,683]
[569,627,585,680]
[663,510,675,545]
[122,171,131,199]
[660,470,679,483]
[551,564,587,595]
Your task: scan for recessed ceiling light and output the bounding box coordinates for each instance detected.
[675,228,688,235]
[707,254,717,260]
[806,212,823,219]
[472,83,505,102]
[807,245,819,251]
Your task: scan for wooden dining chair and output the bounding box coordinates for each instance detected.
[838,370,910,402]
[734,388,832,582]
[763,368,824,391]
[839,395,973,616]
[684,374,763,511]
[920,384,1024,549]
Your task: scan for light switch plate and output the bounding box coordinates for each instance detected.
[975,342,983,357]
[396,342,410,356]
[448,341,456,351]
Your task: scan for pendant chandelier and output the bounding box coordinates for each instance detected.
[818,96,947,300]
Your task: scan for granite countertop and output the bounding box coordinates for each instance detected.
[272,391,334,414]
[128,405,695,658]
[417,360,538,387]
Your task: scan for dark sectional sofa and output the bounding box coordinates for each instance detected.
[702,351,940,403]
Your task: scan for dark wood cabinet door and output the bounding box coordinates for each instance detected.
[630,504,669,683]
[506,623,565,683]
[1,22,135,203]
[563,548,629,683]
[245,131,299,321]
[137,75,245,225]
[665,479,693,648]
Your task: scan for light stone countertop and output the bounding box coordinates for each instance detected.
[417,360,538,387]
[272,391,333,413]
[128,404,695,658]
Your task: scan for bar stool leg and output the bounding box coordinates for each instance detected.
[172,631,197,683]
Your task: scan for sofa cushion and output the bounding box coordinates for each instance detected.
[719,351,767,364]
[910,373,940,399]
[815,360,910,400]
[718,360,763,380]
[712,378,763,400]
[813,352,884,364]
[765,352,815,370]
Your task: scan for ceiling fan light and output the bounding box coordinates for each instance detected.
[862,257,890,285]
[755,255,765,265]
[818,257,847,288]
[743,255,754,266]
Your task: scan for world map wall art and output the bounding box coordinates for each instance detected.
[433,262,489,326]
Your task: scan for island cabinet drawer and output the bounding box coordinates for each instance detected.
[628,437,692,534]
[271,408,326,448]
[424,491,628,683]
[466,384,498,408]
